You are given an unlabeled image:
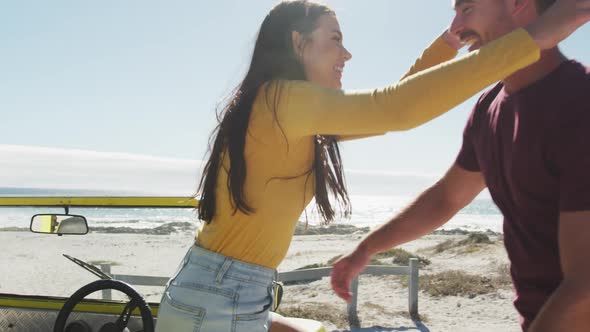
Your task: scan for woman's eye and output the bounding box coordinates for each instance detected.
[462,6,472,14]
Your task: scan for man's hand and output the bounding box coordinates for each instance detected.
[330,247,371,302]
[331,165,485,302]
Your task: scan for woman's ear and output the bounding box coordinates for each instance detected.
[291,31,304,59]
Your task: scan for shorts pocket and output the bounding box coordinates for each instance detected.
[155,291,206,332]
[164,289,208,314]
[167,280,235,313]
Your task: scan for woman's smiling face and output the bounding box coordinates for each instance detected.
[295,13,352,89]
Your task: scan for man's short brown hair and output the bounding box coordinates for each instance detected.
[536,0,556,13]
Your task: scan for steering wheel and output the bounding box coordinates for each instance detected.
[53,279,154,332]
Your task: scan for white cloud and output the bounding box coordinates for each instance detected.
[0,145,202,195]
[2,145,473,197]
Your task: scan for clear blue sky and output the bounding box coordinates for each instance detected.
[2,0,589,177]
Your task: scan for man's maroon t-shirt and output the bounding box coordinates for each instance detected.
[456,60,590,330]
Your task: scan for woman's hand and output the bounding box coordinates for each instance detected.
[441,28,464,51]
[525,0,590,49]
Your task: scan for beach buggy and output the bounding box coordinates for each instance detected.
[0,197,336,332]
[0,196,421,331]
[0,196,332,332]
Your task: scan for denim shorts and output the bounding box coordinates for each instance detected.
[155,244,277,332]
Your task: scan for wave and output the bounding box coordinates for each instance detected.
[0,193,503,233]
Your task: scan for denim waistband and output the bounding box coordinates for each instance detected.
[187,244,277,285]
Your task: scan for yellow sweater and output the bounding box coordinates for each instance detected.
[197,28,539,269]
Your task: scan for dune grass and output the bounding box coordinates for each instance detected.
[400,269,512,298]
[430,232,495,254]
[296,248,430,271]
[277,303,349,327]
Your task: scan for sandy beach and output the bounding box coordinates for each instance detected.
[0,227,521,332]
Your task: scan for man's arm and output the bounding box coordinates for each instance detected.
[331,163,486,301]
[528,211,590,331]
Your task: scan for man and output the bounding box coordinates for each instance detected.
[331,0,590,330]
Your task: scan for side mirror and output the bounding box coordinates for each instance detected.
[30,214,89,235]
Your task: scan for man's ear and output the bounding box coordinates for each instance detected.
[291,31,304,59]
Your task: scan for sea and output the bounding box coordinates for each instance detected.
[0,187,504,234]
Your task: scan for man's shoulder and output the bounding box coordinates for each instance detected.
[473,83,504,111]
[548,60,590,128]
[560,60,590,85]
[578,61,590,86]
[569,59,590,74]
[461,83,504,128]
[560,60,590,102]
[522,60,590,111]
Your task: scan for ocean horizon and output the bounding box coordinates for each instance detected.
[0,187,503,233]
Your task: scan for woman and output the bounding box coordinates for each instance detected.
[155,1,590,331]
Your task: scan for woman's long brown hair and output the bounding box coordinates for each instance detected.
[197,0,351,225]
